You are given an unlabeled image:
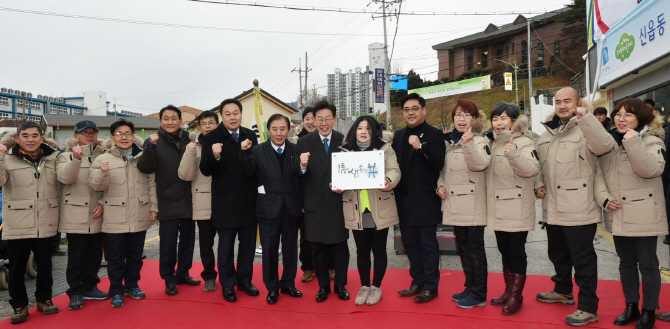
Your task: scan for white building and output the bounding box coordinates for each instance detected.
[327,67,370,118]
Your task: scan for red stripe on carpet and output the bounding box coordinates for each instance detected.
[2,260,668,328]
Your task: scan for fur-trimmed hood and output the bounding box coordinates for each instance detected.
[1,131,59,150]
[65,137,107,152]
[103,137,145,158]
[189,131,204,145]
[444,110,488,144]
[485,115,531,141]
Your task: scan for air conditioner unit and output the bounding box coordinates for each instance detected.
[48,97,54,101]
[16,90,22,96]
[1,88,7,93]
[27,93,32,97]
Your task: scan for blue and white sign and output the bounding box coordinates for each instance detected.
[375,68,385,103]
[598,0,670,87]
[390,75,408,90]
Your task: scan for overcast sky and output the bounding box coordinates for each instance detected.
[1,0,572,115]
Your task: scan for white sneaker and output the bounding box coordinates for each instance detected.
[366,286,383,305]
[355,286,370,306]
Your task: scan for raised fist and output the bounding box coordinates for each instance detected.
[100,161,109,172]
[623,129,638,140]
[240,139,252,151]
[575,107,589,119]
[150,134,159,145]
[72,145,83,160]
[212,143,223,159]
[408,135,421,150]
[300,152,310,167]
[0,144,8,154]
[186,142,196,150]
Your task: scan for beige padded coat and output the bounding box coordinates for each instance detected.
[0,132,60,240]
[439,112,490,226]
[177,132,211,220]
[341,140,401,230]
[535,110,616,226]
[485,115,539,232]
[88,138,157,234]
[57,138,107,234]
[594,119,669,237]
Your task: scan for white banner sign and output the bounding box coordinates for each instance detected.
[504,73,513,91]
[409,75,491,100]
[331,150,385,190]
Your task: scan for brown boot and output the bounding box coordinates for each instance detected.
[502,273,526,316]
[491,269,512,306]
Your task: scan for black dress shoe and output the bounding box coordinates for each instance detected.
[280,287,303,297]
[176,275,201,286]
[637,309,655,329]
[165,283,178,296]
[413,289,438,303]
[52,249,66,256]
[334,286,350,300]
[398,285,423,297]
[614,303,640,326]
[223,287,237,302]
[664,236,669,245]
[316,287,331,302]
[267,291,279,305]
[237,283,260,296]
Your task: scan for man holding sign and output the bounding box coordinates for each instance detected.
[297,100,350,302]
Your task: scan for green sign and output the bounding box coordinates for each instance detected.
[409,75,491,100]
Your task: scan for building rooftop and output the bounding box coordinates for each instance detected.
[43,114,160,129]
[432,7,569,50]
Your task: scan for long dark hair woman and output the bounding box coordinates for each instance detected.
[594,98,668,329]
[340,115,401,306]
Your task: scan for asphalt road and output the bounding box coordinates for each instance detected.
[0,200,668,320]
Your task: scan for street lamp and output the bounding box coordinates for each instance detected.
[495,58,519,105]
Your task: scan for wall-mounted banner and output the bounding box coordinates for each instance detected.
[375,68,385,103]
[331,151,385,190]
[598,0,669,87]
[409,75,491,100]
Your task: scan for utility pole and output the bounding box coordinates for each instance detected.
[522,18,533,110]
[291,59,303,112]
[382,0,390,115]
[304,52,311,109]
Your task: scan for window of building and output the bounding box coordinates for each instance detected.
[50,105,58,114]
[467,55,474,71]
[512,43,515,54]
[521,41,528,64]
[16,99,24,107]
[482,52,489,68]
[537,41,544,60]
[29,116,41,123]
[554,41,560,58]
[59,106,69,114]
[506,45,509,55]
[0,112,10,119]
[73,109,83,115]
[0,97,8,106]
[496,48,503,60]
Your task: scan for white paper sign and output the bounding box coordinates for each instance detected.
[331,150,385,190]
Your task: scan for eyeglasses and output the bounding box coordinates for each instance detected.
[76,130,97,136]
[454,112,472,119]
[402,106,422,113]
[614,113,636,120]
[200,121,217,127]
[114,132,133,138]
[316,118,333,124]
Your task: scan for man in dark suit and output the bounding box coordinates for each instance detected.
[392,93,446,303]
[199,99,259,302]
[241,114,307,304]
[297,100,350,302]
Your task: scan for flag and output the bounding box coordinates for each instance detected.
[252,85,265,143]
[588,0,638,48]
[250,114,261,143]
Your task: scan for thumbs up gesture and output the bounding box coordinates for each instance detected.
[504,137,515,153]
[462,128,474,144]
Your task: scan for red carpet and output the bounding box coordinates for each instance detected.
[2,260,669,328]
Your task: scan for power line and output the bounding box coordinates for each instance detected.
[185,0,554,16]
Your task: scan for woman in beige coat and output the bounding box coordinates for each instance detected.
[437,98,490,309]
[484,103,539,316]
[593,98,668,329]
[89,119,157,308]
[340,116,400,306]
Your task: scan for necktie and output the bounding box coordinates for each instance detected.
[232,132,239,142]
[323,138,329,153]
[277,147,282,155]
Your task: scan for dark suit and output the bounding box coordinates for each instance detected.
[297,131,350,288]
[392,121,446,291]
[242,141,302,292]
[200,125,258,288]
